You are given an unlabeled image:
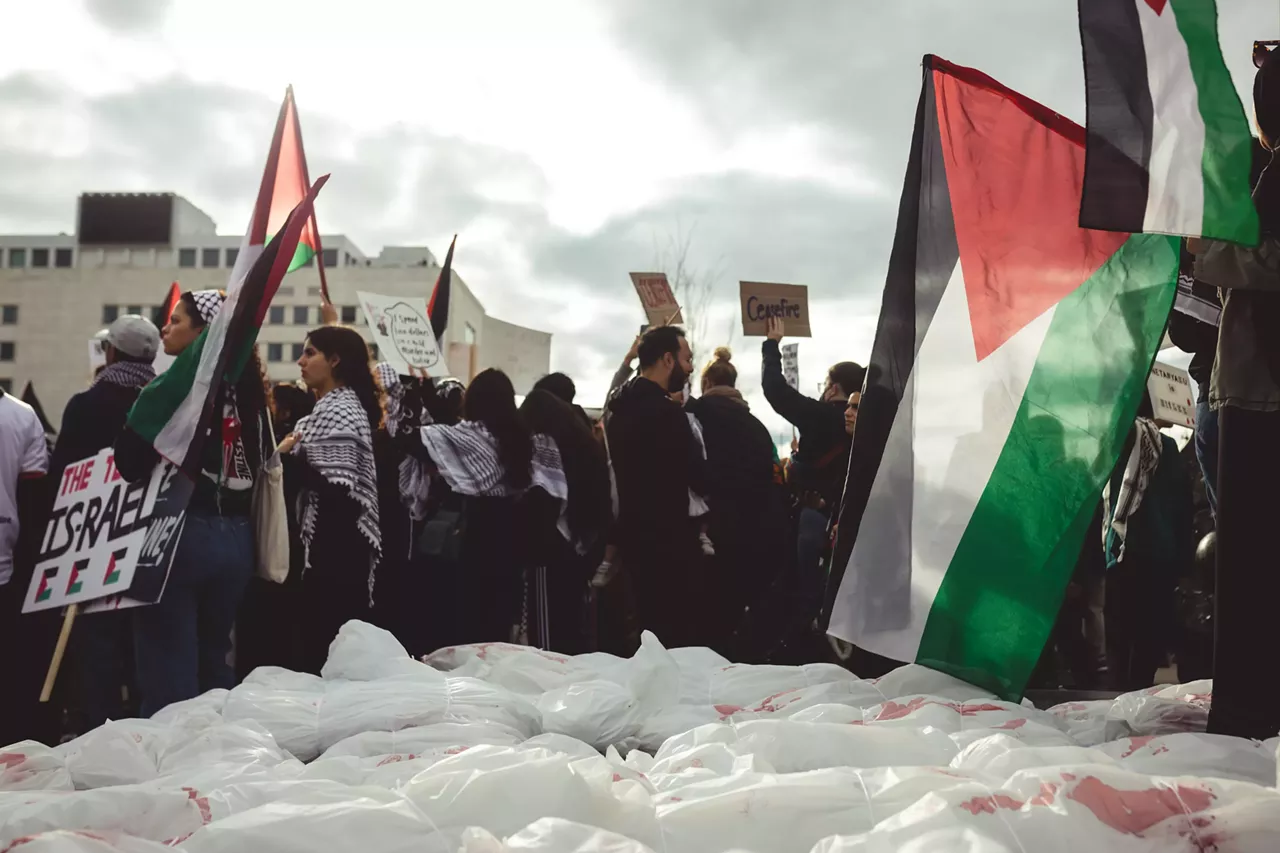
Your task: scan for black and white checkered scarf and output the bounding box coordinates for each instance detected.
[93,361,155,390]
[293,386,381,599]
[374,362,433,521]
[1106,417,1163,563]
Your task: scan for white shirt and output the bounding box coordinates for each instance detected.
[0,392,48,585]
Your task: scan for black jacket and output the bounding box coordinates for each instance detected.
[605,376,706,549]
[685,392,775,508]
[761,339,850,507]
[50,381,143,479]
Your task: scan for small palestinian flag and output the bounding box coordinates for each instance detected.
[240,86,330,300]
[152,282,182,374]
[826,57,1178,700]
[21,382,55,435]
[428,235,456,341]
[126,177,329,473]
[1078,0,1258,245]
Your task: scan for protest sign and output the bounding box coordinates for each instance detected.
[88,337,107,372]
[1147,361,1196,428]
[740,282,811,337]
[781,343,800,390]
[24,448,189,613]
[357,291,446,376]
[629,272,683,327]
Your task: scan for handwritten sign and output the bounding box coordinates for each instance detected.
[23,449,188,613]
[357,291,445,377]
[781,343,800,390]
[740,282,811,337]
[629,272,683,327]
[1147,361,1195,428]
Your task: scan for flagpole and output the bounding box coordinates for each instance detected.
[287,85,331,307]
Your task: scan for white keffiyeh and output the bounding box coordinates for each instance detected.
[1103,417,1163,563]
[190,290,224,324]
[420,420,572,541]
[294,386,381,599]
[374,362,432,521]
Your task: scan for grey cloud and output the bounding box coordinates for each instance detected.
[83,0,173,32]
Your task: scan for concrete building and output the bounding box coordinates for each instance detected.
[0,192,551,422]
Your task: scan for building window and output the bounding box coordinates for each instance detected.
[463,323,476,346]
[292,306,310,325]
[341,305,357,324]
[201,248,220,268]
[8,248,25,268]
[31,248,49,268]
[225,248,239,268]
[269,306,285,325]
[55,248,73,268]
[124,305,141,317]
[291,342,304,361]
[0,378,10,393]
[1,306,15,325]
[267,343,283,362]
[178,248,196,268]
[307,286,322,297]
[102,305,119,324]
[321,248,338,268]
[277,286,294,297]
[0,342,14,361]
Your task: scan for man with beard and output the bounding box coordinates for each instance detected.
[606,325,707,647]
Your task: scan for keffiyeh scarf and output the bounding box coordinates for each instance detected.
[420,421,571,541]
[374,362,433,521]
[294,386,382,599]
[190,289,224,324]
[1104,417,1163,563]
[93,361,155,390]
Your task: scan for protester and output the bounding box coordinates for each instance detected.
[409,368,569,646]
[50,314,160,731]
[533,372,593,430]
[114,291,272,717]
[281,326,383,674]
[1188,48,1280,740]
[686,347,788,654]
[1102,396,1194,690]
[761,317,864,617]
[520,388,611,652]
[605,325,708,647]
[271,382,315,442]
[0,381,51,745]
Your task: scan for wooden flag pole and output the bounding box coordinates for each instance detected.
[41,604,78,703]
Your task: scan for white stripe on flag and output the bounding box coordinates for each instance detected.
[1138,0,1207,235]
[829,266,1054,660]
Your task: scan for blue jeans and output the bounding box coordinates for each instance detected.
[133,513,254,717]
[1194,398,1218,517]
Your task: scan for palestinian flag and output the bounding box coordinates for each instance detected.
[21,382,55,435]
[825,57,1178,700]
[428,235,456,341]
[1078,0,1258,245]
[126,177,329,473]
[239,86,330,300]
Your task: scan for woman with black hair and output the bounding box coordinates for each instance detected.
[280,325,383,674]
[408,368,569,646]
[114,290,273,716]
[520,388,611,652]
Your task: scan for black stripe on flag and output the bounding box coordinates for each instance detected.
[1078,0,1154,232]
[823,56,959,633]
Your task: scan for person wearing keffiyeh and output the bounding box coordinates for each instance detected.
[282,326,384,675]
[1101,395,1194,692]
[112,291,273,718]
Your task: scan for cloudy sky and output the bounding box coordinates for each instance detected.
[2,0,1275,439]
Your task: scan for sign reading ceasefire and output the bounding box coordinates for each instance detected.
[740,281,812,337]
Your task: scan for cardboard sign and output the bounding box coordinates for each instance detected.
[24,449,189,613]
[781,343,800,390]
[629,272,683,327]
[740,282,811,337]
[357,291,446,376]
[1147,361,1196,428]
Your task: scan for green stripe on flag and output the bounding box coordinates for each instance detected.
[915,233,1178,700]
[286,241,315,274]
[1170,0,1259,245]
[126,327,208,445]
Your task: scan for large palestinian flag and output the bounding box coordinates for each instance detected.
[826,57,1178,700]
[126,177,329,473]
[237,86,330,300]
[1078,0,1257,245]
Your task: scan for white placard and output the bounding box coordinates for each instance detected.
[1147,360,1195,428]
[781,343,800,391]
[357,291,445,376]
[89,338,107,372]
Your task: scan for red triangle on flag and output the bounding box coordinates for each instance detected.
[931,62,1129,361]
[1144,0,1168,15]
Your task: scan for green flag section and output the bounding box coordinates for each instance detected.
[127,176,329,475]
[1078,0,1258,245]
[826,56,1178,701]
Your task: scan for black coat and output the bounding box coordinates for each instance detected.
[761,339,850,507]
[50,381,143,479]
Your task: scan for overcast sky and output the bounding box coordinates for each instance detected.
[2,0,1275,439]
